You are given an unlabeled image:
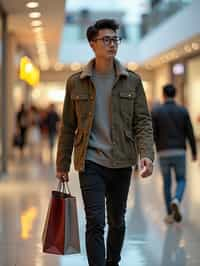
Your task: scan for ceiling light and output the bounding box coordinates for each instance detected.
[172,63,184,75]
[37,47,46,53]
[36,40,45,46]
[54,63,64,71]
[145,64,152,70]
[175,53,179,59]
[29,12,41,18]
[127,62,138,71]
[31,20,42,27]
[184,45,192,53]
[32,27,43,33]
[40,61,50,71]
[70,62,81,71]
[26,2,39,8]
[192,42,199,50]
[35,33,43,40]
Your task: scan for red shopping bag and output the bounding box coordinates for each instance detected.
[42,182,80,255]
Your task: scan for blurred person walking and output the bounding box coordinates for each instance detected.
[46,103,60,160]
[28,105,41,160]
[152,84,197,224]
[56,19,154,266]
[15,103,29,157]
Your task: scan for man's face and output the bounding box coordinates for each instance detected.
[90,29,121,59]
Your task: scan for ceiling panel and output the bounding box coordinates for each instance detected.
[0,0,66,68]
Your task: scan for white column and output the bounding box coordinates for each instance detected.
[6,32,17,158]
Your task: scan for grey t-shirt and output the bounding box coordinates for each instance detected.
[86,69,116,167]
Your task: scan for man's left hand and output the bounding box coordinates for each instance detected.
[140,157,153,178]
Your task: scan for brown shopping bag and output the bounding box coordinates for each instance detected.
[42,181,80,255]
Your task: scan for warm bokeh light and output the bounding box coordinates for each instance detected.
[26,2,39,8]
[47,89,65,102]
[21,207,38,240]
[31,20,42,27]
[70,62,81,71]
[127,62,138,71]
[29,12,41,18]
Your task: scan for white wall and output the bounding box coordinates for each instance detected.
[153,64,171,102]
[186,56,200,138]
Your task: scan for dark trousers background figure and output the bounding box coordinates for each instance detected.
[159,154,186,215]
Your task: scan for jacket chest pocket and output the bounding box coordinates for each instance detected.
[119,91,135,118]
[71,93,91,118]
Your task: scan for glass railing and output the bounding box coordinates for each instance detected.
[140,0,193,38]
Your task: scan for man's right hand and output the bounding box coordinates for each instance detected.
[56,172,69,182]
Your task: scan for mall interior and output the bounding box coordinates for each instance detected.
[0,0,200,265]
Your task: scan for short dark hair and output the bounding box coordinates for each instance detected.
[163,84,176,98]
[86,19,119,42]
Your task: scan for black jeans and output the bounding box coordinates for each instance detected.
[79,160,132,266]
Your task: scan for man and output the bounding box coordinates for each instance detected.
[152,84,197,224]
[56,19,154,266]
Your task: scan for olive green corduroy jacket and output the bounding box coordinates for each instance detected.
[56,59,154,172]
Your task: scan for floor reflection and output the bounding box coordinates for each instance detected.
[0,153,199,266]
[160,227,186,266]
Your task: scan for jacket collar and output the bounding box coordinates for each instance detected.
[165,98,175,104]
[80,58,129,79]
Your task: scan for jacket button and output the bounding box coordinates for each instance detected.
[88,112,92,116]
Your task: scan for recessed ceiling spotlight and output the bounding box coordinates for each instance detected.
[32,27,43,33]
[70,62,81,71]
[26,2,39,8]
[54,63,64,71]
[145,64,152,70]
[172,63,184,75]
[29,12,41,18]
[184,45,192,53]
[192,42,199,50]
[31,20,42,27]
[127,62,138,71]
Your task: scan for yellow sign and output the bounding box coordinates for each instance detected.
[20,56,40,86]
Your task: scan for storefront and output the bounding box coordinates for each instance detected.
[171,54,200,139]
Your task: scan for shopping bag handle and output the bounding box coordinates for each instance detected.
[57,181,71,196]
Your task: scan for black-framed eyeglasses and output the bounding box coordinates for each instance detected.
[93,36,122,46]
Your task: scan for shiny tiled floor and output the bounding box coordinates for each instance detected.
[0,148,200,266]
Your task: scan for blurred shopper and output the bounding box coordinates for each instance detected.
[15,103,29,157]
[39,109,48,138]
[28,105,41,159]
[56,19,154,266]
[46,103,60,159]
[152,84,197,224]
